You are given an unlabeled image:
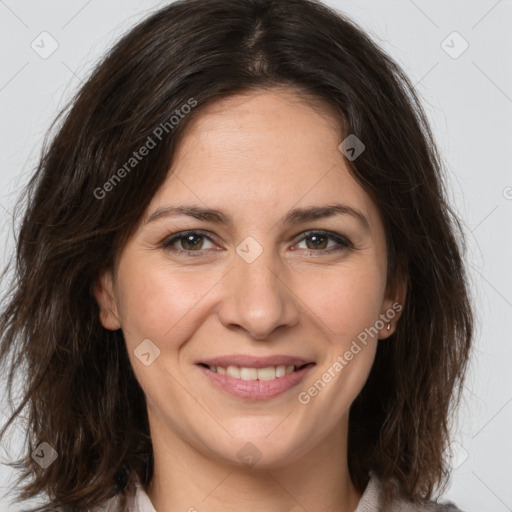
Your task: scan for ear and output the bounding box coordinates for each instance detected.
[378,271,407,340]
[93,268,121,330]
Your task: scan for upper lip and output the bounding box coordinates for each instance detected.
[197,354,314,369]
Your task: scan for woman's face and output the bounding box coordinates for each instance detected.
[95,88,403,468]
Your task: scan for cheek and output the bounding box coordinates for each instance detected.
[115,261,217,411]
[296,260,386,339]
[115,260,221,349]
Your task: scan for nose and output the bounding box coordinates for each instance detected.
[217,245,300,340]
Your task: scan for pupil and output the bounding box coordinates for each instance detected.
[183,234,202,250]
[307,234,327,250]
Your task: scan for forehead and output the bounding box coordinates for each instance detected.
[174,88,341,167]
[147,88,382,234]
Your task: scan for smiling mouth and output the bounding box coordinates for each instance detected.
[196,361,316,400]
[197,362,313,381]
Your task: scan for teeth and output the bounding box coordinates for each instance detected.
[276,365,286,378]
[207,364,298,380]
[226,365,240,379]
[257,366,276,381]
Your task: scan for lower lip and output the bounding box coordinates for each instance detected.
[197,364,315,400]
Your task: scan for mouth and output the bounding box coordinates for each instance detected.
[196,358,315,400]
[197,362,314,380]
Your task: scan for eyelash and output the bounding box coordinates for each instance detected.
[161,229,353,257]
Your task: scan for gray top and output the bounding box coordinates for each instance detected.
[92,472,463,511]
[352,474,463,512]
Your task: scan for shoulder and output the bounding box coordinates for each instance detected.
[92,474,464,512]
[86,494,123,512]
[356,473,465,512]
[86,478,156,512]
[392,497,465,512]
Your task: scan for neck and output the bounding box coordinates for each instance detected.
[145,410,362,512]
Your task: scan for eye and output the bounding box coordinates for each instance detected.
[162,229,352,258]
[294,230,352,254]
[162,230,217,256]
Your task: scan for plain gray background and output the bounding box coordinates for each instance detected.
[1,1,511,511]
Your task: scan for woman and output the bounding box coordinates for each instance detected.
[0,0,473,510]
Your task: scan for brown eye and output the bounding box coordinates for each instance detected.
[179,234,205,251]
[304,233,329,250]
[163,230,216,255]
[295,230,352,253]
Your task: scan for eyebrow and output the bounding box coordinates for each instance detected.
[144,203,370,232]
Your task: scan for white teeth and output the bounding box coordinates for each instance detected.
[240,367,258,380]
[257,366,276,381]
[226,365,240,379]
[274,365,285,377]
[207,364,300,380]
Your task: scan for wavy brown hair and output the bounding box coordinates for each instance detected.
[0,0,473,510]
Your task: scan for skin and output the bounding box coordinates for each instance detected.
[94,88,405,512]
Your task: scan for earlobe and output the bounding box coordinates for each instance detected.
[378,276,407,340]
[93,269,121,330]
